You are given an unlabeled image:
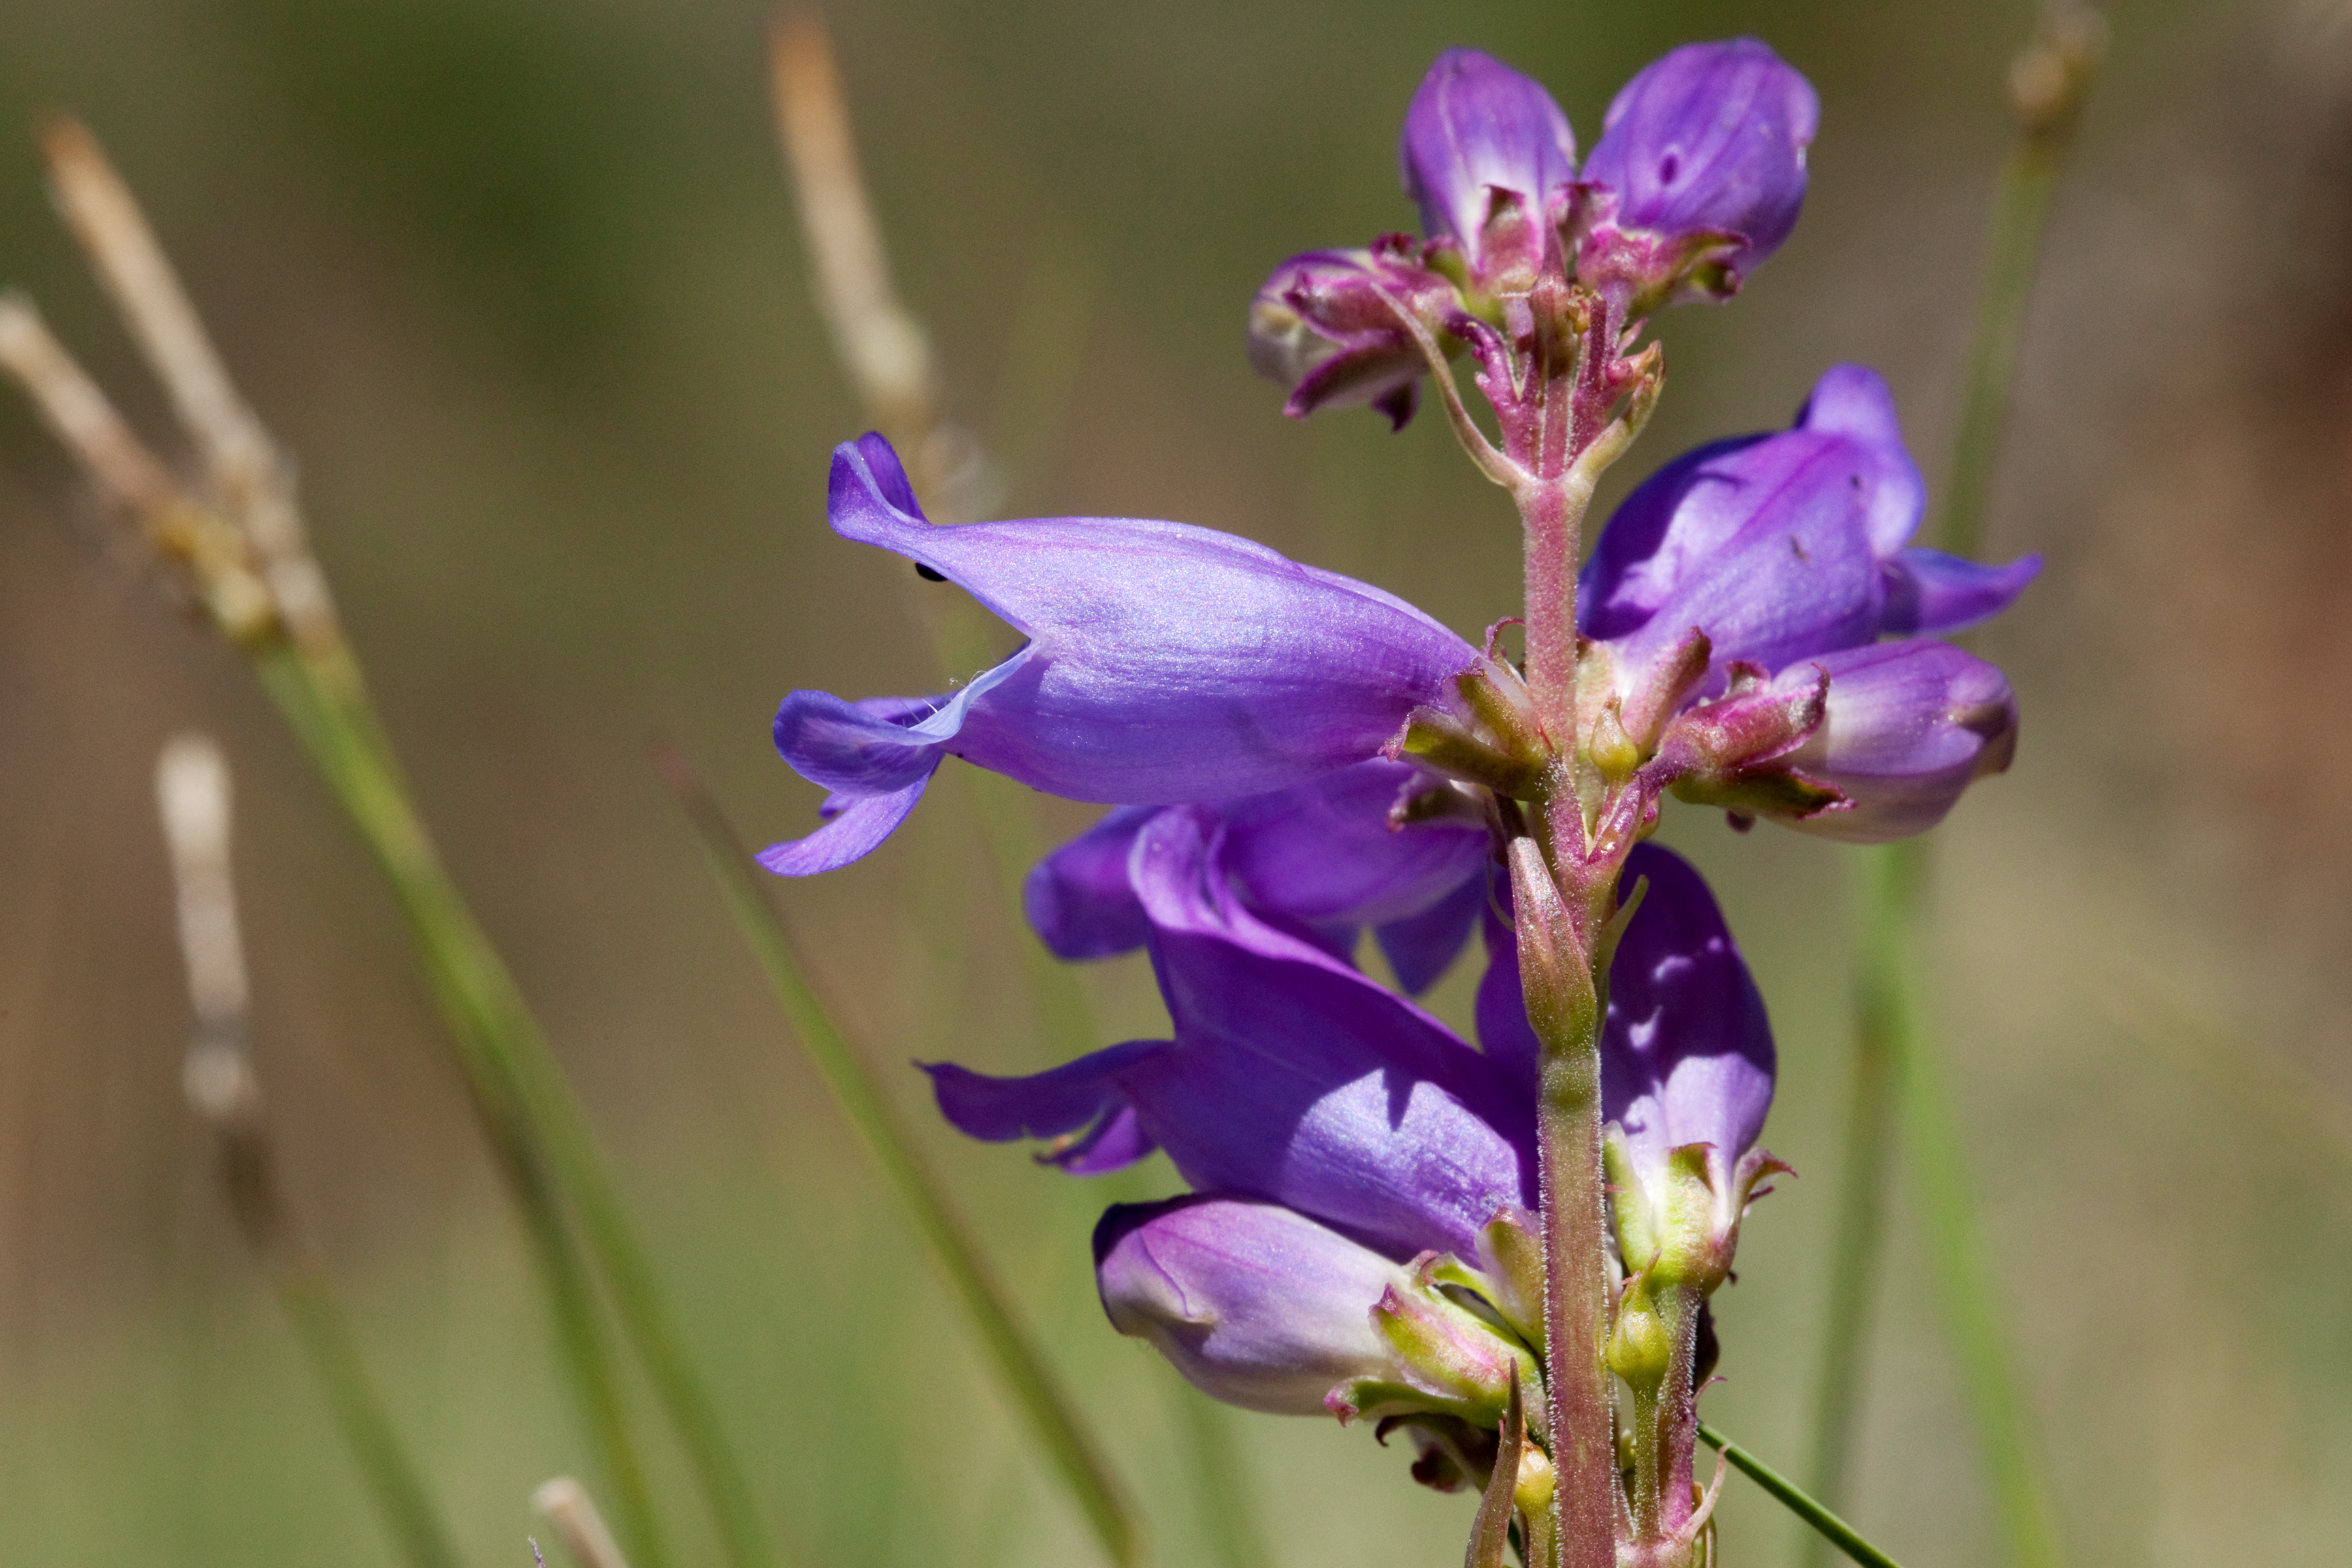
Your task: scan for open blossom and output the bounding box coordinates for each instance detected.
[928,812,1774,1424]
[762,433,1474,874]
[1580,363,2037,840]
[1249,41,1818,427]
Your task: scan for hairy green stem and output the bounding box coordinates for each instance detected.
[1697,1424,1905,1568]
[659,755,1142,1568]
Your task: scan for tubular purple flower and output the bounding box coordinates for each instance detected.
[763,434,1478,875]
[1745,639,2019,843]
[1022,760,1491,992]
[1399,48,1577,280]
[1576,39,1819,306]
[938,829,1780,1428]
[1581,364,2039,705]
[1094,1196,1413,1416]
[935,808,1533,1259]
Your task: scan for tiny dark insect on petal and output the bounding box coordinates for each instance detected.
[915,563,947,582]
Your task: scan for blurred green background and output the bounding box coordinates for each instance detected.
[3,1,2349,1566]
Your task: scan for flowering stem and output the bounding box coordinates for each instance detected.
[1510,841,1614,1568]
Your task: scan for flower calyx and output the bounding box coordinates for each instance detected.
[1390,651,1550,798]
[1328,1250,1541,1431]
[1650,659,1846,821]
[1604,1133,1793,1302]
[1247,240,1464,429]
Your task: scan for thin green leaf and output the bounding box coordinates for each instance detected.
[1698,1424,1904,1568]
[655,745,1143,1568]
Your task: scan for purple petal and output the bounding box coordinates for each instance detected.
[1580,39,1818,270]
[1769,640,2019,843]
[1600,843,1776,1189]
[770,436,1478,871]
[1061,1105,1156,1175]
[923,1039,1171,1175]
[1374,870,1488,995]
[1580,365,1924,688]
[1024,806,1158,960]
[1880,548,2043,636]
[1126,808,1531,1258]
[925,1038,1169,1144]
[1399,50,1577,270]
[1218,760,1490,931]
[1024,762,1489,970]
[773,653,1034,795]
[757,773,933,877]
[1094,1196,1407,1415]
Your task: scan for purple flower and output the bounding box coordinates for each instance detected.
[1576,39,1820,306]
[762,434,1477,875]
[1022,760,1492,992]
[1399,49,1578,281]
[931,819,1774,1422]
[1582,363,2038,704]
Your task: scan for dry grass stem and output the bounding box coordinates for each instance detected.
[536,1477,634,1568]
[0,291,277,636]
[0,291,179,511]
[158,734,264,1125]
[41,117,337,649]
[770,11,977,517]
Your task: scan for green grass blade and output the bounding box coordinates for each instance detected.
[1897,985,2068,1568]
[656,746,1143,1568]
[273,1262,471,1568]
[1808,16,2102,1565]
[1698,1423,1904,1568]
[256,647,779,1568]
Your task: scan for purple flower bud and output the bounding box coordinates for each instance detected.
[1399,49,1577,282]
[1094,1196,1410,1416]
[1576,39,1819,307]
[1248,248,1454,429]
[1690,640,2019,842]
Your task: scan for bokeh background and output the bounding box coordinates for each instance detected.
[2,1,2349,1565]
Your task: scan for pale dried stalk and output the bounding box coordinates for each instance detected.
[159,735,261,1117]
[769,12,977,517]
[0,293,276,637]
[0,291,179,510]
[536,1477,634,1568]
[42,116,337,649]
[155,734,466,1568]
